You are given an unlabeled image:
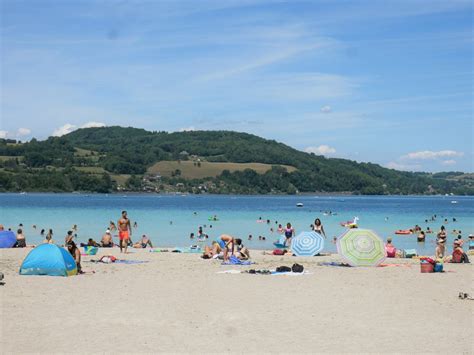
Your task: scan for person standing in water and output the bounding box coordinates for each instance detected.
[118,210,132,253]
[313,218,326,238]
[284,223,295,247]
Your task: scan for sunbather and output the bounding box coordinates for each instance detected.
[133,235,153,248]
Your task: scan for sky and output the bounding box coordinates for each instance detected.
[0,0,472,172]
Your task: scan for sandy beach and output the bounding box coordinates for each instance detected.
[1,248,473,354]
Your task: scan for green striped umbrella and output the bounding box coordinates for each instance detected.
[337,229,386,267]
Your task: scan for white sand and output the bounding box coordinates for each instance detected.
[1,248,473,354]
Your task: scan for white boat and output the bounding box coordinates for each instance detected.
[296,203,304,207]
[451,201,458,204]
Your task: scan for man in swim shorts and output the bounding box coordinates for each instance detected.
[118,210,132,253]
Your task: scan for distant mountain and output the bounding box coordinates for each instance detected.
[0,126,472,195]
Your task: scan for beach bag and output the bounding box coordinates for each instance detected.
[273,249,285,255]
[276,266,292,272]
[291,263,304,273]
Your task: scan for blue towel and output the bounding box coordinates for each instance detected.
[221,256,253,265]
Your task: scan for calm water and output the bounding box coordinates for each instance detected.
[1,193,473,255]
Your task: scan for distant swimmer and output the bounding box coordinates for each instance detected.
[133,222,138,228]
[118,210,132,254]
[109,221,117,232]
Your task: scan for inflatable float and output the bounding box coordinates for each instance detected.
[340,217,359,229]
[395,230,412,235]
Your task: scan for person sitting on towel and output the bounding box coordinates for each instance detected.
[101,230,114,247]
[133,235,153,248]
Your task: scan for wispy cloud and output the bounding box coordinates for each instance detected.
[401,150,464,160]
[385,161,422,171]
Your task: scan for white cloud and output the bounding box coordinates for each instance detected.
[16,127,31,136]
[52,124,77,137]
[305,145,336,156]
[81,121,106,129]
[402,150,464,160]
[320,105,332,113]
[441,159,457,166]
[0,130,8,139]
[52,121,106,137]
[385,162,422,171]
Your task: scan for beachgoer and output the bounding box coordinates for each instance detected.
[109,221,117,232]
[202,241,223,259]
[40,229,45,236]
[332,237,337,245]
[218,234,242,261]
[437,225,447,242]
[43,229,55,244]
[72,224,78,232]
[277,224,283,234]
[451,240,470,263]
[426,227,432,233]
[87,238,100,247]
[467,234,474,250]
[0,224,4,231]
[314,218,326,238]
[133,235,153,248]
[118,210,132,253]
[101,230,113,247]
[190,233,195,239]
[435,239,446,260]
[65,230,74,245]
[14,228,26,248]
[284,223,295,247]
[385,237,396,257]
[66,241,83,274]
[133,222,138,228]
[248,234,252,240]
[417,231,426,243]
[236,244,250,260]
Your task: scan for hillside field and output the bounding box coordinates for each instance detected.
[148,161,297,179]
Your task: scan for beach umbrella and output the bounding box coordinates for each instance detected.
[337,229,386,267]
[291,231,324,257]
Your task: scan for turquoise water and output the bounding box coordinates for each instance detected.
[1,193,473,255]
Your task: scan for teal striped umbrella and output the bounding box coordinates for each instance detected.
[337,229,385,266]
[292,231,324,256]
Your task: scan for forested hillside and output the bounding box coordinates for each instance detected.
[0,126,472,195]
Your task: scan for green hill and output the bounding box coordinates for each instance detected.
[0,126,472,195]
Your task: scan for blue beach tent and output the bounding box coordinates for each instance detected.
[19,244,77,276]
[0,230,16,248]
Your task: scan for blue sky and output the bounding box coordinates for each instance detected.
[1,0,472,172]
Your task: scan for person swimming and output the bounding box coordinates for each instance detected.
[417,231,426,243]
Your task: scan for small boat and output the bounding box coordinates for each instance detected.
[451,201,458,204]
[296,203,304,207]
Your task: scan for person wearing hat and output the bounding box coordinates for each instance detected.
[100,229,114,248]
[451,239,470,263]
[435,238,446,260]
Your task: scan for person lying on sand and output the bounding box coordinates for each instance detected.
[80,238,101,247]
[235,244,250,260]
[133,235,153,248]
[202,241,223,259]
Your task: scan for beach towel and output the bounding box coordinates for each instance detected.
[270,271,312,276]
[221,256,254,265]
[114,260,149,264]
[317,261,351,267]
